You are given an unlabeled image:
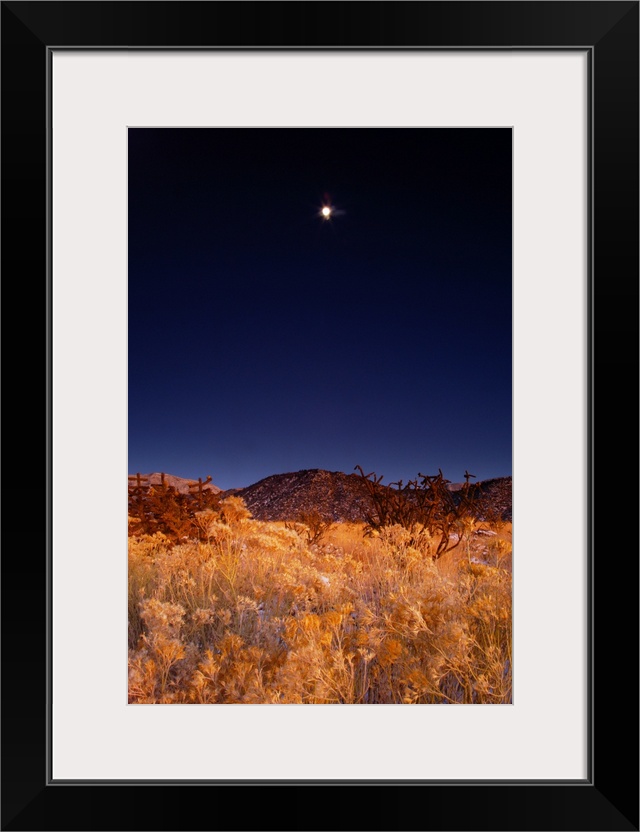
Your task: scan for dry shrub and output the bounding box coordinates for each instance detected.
[128,499,512,704]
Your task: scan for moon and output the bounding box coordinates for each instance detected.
[321,206,332,219]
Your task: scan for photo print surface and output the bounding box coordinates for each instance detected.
[128,127,512,704]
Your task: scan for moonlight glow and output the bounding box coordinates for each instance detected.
[321,206,332,219]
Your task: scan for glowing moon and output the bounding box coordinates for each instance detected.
[321,206,332,219]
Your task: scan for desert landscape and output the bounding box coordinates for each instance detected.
[128,469,512,704]
[128,128,512,705]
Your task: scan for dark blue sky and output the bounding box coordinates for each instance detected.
[129,128,512,491]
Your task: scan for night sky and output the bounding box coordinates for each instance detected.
[128,128,512,491]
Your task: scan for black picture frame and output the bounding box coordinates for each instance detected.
[2,2,638,830]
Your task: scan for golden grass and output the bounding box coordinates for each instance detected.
[128,500,512,704]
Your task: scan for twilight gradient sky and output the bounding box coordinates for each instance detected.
[128,127,512,491]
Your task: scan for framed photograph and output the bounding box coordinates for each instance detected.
[3,1,637,830]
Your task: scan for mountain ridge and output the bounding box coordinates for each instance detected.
[128,467,512,523]
[221,468,512,524]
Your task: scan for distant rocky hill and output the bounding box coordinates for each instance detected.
[224,469,375,523]
[128,472,223,495]
[223,468,512,524]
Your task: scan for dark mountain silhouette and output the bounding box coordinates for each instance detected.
[222,469,375,523]
[221,468,512,524]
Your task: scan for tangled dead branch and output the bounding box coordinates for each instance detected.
[354,465,481,558]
